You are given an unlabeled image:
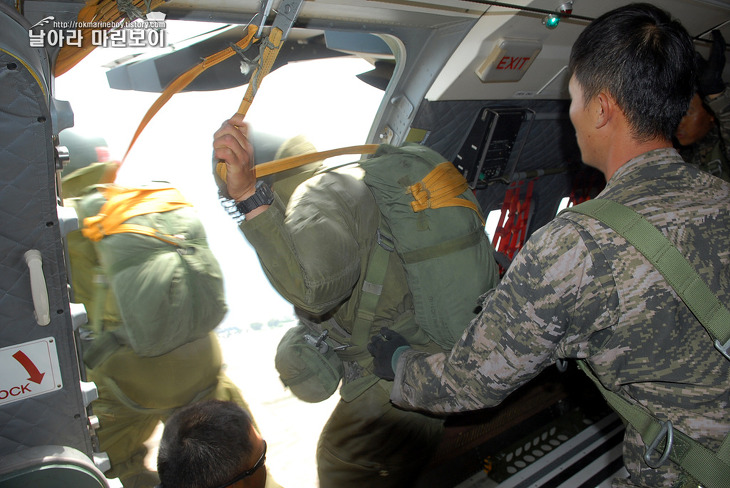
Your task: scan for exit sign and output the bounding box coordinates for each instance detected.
[476,38,542,83]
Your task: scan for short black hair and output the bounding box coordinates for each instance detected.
[568,3,696,141]
[157,400,257,488]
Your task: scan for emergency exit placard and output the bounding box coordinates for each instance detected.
[0,337,63,406]
[475,38,542,82]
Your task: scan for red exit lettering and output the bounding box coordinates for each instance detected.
[0,384,33,399]
[496,56,531,70]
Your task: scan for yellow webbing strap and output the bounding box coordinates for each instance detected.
[123,23,260,162]
[236,25,282,117]
[82,186,192,242]
[214,25,290,182]
[216,144,381,183]
[408,161,485,224]
[55,0,166,76]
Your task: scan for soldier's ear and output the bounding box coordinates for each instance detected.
[594,91,617,130]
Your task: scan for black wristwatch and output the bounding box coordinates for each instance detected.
[236,180,274,214]
[220,181,274,222]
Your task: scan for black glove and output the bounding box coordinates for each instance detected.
[698,30,726,98]
[367,327,411,381]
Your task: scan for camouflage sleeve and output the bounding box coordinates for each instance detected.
[707,85,730,161]
[241,172,377,315]
[390,218,618,414]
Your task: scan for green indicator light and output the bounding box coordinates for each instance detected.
[544,14,560,29]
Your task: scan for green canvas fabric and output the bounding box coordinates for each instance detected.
[73,185,227,357]
[360,143,498,348]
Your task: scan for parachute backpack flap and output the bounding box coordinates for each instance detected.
[77,185,228,356]
[360,144,497,348]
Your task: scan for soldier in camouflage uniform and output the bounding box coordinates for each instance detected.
[369,4,730,487]
[675,30,730,182]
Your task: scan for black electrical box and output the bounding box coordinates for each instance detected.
[453,108,531,188]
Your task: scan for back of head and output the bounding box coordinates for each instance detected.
[568,3,695,142]
[157,400,256,488]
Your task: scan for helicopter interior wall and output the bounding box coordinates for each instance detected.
[412,98,602,241]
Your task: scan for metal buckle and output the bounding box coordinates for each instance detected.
[253,0,275,38]
[270,0,305,40]
[715,337,730,361]
[376,228,395,252]
[304,330,330,354]
[219,194,244,223]
[253,0,304,40]
[644,420,673,468]
[555,358,568,372]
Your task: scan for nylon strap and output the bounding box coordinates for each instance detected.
[566,199,730,351]
[216,144,381,183]
[400,228,485,265]
[408,161,485,224]
[578,361,730,488]
[236,25,282,118]
[123,24,259,162]
[564,199,730,486]
[95,223,186,247]
[351,235,391,348]
[82,187,192,242]
[338,230,392,401]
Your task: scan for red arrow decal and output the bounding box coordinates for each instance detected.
[12,351,45,384]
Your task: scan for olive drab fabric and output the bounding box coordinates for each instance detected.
[360,144,497,348]
[61,163,252,487]
[258,143,497,403]
[73,184,227,357]
[239,143,466,486]
[391,148,730,488]
[275,318,344,403]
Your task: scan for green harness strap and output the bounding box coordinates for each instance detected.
[338,229,393,401]
[565,198,730,488]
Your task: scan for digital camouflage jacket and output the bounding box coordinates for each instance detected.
[392,148,730,487]
[679,87,730,182]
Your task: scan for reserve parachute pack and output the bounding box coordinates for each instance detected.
[74,184,228,358]
[272,143,498,402]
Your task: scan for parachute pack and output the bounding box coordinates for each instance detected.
[359,143,497,349]
[272,143,498,402]
[72,184,228,359]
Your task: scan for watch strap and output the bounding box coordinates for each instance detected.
[235,180,274,215]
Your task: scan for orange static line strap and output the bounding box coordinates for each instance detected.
[255,144,380,177]
[216,144,381,184]
[82,186,192,242]
[408,162,485,224]
[122,24,260,163]
[236,25,283,117]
